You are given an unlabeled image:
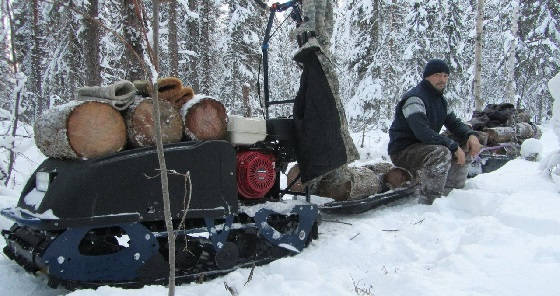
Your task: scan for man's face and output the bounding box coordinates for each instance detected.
[425,72,449,92]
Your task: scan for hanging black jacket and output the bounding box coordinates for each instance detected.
[388,80,475,156]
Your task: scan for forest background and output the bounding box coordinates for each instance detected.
[0,0,558,187]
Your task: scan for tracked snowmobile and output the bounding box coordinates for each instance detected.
[1,1,415,289]
[1,117,321,289]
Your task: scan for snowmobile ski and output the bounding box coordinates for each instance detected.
[319,185,418,215]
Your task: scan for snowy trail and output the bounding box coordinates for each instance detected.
[0,126,558,296]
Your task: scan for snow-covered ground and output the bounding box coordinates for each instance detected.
[0,124,559,296]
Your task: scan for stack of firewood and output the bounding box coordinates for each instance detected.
[34,77,228,159]
[468,103,542,147]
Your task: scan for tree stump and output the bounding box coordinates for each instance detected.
[34,101,126,159]
[182,96,228,141]
[125,97,184,148]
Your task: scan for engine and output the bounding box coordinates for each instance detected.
[236,151,276,199]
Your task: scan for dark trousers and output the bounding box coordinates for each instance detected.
[390,143,470,203]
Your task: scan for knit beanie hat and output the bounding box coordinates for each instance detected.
[423,59,450,78]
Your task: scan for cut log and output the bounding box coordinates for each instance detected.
[182,96,228,141]
[363,162,393,176]
[364,162,413,190]
[125,97,184,148]
[289,163,411,200]
[484,126,515,145]
[383,167,413,190]
[515,122,536,139]
[315,166,381,201]
[286,164,305,193]
[475,131,489,146]
[485,122,539,145]
[34,101,126,159]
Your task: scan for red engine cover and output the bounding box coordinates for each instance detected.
[236,151,276,199]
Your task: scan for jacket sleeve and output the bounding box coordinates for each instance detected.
[444,111,476,143]
[403,97,459,152]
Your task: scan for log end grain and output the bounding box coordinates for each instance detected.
[184,97,228,141]
[127,99,184,148]
[286,164,305,193]
[383,167,413,189]
[67,101,126,158]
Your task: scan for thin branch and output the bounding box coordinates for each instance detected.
[224,282,239,296]
[244,264,256,286]
[175,171,192,242]
[321,219,353,226]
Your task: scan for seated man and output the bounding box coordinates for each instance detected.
[388,59,482,204]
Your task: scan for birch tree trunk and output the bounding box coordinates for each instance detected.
[473,0,485,111]
[5,0,21,186]
[122,0,145,81]
[505,1,520,104]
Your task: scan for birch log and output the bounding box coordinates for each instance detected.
[484,122,538,145]
[125,97,184,148]
[364,163,413,190]
[484,126,515,145]
[182,96,228,141]
[34,101,126,159]
[286,164,305,193]
[315,166,381,201]
[475,131,489,146]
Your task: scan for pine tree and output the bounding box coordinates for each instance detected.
[198,0,220,94]
[442,0,475,118]
[0,1,14,112]
[516,0,560,122]
[167,0,179,77]
[41,1,83,104]
[121,0,147,81]
[219,0,266,114]
[183,0,201,91]
[267,13,300,118]
[83,0,101,86]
